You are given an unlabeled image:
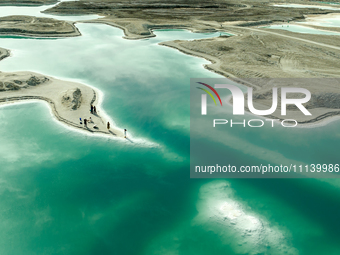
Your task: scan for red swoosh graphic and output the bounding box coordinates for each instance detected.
[197,82,223,106]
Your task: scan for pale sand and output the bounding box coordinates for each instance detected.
[0,71,125,138]
[0,16,81,38]
[272,4,340,10]
[305,13,340,24]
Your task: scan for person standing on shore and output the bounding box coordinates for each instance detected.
[94,106,97,114]
[107,122,110,130]
[84,118,87,126]
[91,105,94,114]
[124,129,127,138]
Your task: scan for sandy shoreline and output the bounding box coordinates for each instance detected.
[0,70,126,138]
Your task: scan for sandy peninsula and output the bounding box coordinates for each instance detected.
[0,69,124,138]
[0,15,81,37]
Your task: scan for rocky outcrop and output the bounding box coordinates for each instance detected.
[72,88,82,110]
[4,82,20,90]
[62,88,83,110]
[0,74,49,91]
[26,75,49,86]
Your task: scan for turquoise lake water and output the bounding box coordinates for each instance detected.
[1,4,340,255]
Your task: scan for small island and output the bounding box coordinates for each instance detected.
[0,68,124,138]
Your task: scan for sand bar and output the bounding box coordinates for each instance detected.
[0,70,125,138]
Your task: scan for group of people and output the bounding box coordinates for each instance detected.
[91,104,97,114]
[79,105,127,138]
[78,105,98,128]
[80,117,96,128]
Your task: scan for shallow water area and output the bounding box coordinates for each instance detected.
[1,2,340,255]
[272,3,340,28]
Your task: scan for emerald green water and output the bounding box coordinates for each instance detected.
[1,6,340,255]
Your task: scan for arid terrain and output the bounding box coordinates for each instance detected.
[44,0,340,39]
[1,0,340,124]
[0,15,80,37]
